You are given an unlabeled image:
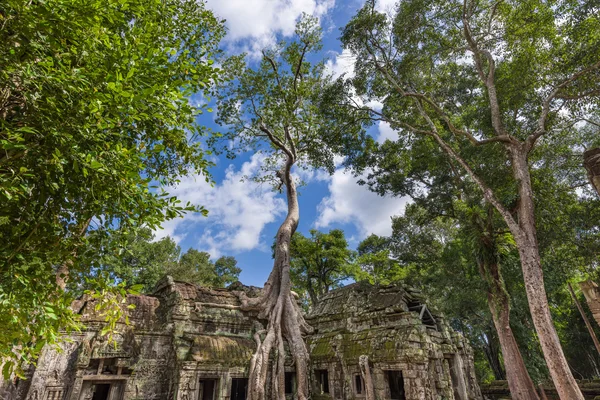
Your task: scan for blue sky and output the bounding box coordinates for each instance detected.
[155,0,409,287]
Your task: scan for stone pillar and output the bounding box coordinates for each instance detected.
[579,280,600,327]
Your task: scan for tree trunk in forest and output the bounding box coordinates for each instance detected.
[507,150,584,400]
[238,155,311,400]
[568,283,600,357]
[482,326,506,380]
[538,384,549,400]
[485,267,539,400]
[584,148,600,197]
[359,355,375,400]
[474,208,536,398]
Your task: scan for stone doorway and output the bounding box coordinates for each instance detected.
[92,384,110,400]
[229,378,248,400]
[385,370,406,400]
[198,379,217,400]
[79,381,125,400]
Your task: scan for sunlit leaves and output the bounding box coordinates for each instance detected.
[0,0,224,373]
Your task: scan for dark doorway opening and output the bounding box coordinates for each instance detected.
[230,378,248,400]
[92,383,111,400]
[199,379,217,400]
[284,372,295,394]
[386,371,405,400]
[315,369,329,394]
[355,375,364,395]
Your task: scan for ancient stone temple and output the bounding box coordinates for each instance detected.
[4,278,481,400]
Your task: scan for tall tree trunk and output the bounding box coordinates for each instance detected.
[238,155,311,400]
[359,355,375,400]
[474,207,536,397]
[486,272,539,400]
[509,150,584,400]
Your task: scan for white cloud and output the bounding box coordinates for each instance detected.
[376,121,398,143]
[315,168,409,237]
[154,154,286,256]
[207,0,335,56]
[325,48,356,79]
[374,0,397,13]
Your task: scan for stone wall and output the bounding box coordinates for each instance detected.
[306,282,481,400]
[6,278,482,400]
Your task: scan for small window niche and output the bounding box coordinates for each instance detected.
[100,358,118,375]
[354,374,364,396]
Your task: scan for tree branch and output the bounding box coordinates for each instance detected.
[527,60,600,151]
[414,98,521,234]
[259,124,293,160]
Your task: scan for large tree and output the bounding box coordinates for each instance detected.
[213,15,358,400]
[0,0,223,374]
[327,0,600,397]
[289,229,357,307]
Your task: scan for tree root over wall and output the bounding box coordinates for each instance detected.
[237,157,312,400]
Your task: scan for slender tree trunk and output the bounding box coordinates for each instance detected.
[306,274,318,306]
[359,355,375,400]
[568,283,600,356]
[508,149,584,400]
[487,280,539,400]
[238,155,311,400]
[481,327,506,380]
[474,208,537,398]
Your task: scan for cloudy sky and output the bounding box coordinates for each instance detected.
[156,0,409,286]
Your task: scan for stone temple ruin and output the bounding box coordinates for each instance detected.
[4,278,482,400]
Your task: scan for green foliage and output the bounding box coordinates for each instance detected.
[356,234,407,284]
[323,0,600,383]
[289,229,357,307]
[83,278,143,343]
[82,229,241,293]
[212,14,363,182]
[0,0,224,373]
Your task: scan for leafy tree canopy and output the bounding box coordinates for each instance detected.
[0,0,224,374]
[82,229,241,293]
[289,229,357,308]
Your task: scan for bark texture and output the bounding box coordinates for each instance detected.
[359,355,375,400]
[238,155,311,400]
[486,271,539,400]
[509,150,584,400]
